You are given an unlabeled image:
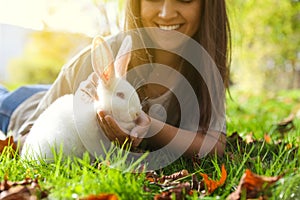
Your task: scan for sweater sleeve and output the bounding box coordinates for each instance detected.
[12,46,93,137]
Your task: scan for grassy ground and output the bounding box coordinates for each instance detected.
[0,89,299,200]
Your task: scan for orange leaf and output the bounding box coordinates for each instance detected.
[243,169,282,192]
[200,164,227,194]
[80,193,119,200]
[227,169,283,200]
[285,143,292,150]
[263,134,272,144]
[0,136,17,154]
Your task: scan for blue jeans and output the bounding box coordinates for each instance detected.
[0,85,50,134]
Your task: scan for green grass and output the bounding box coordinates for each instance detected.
[1,89,299,199]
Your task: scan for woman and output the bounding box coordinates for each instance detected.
[102,0,231,158]
[0,0,231,160]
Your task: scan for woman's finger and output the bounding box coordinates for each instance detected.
[105,115,130,145]
[96,110,118,142]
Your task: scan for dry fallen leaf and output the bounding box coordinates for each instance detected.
[263,134,272,144]
[159,169,189,184]
[154,182,192,200]
[245,132,254,144]
[147,165,228,199]
[227,169,283,200]
[80,193,119,200]
[147,169,194,199]
[200,164,227,194]
[227,132,244,144]
[146,169,189,186]
[285,143,293,150]
[0,136,17,154]
[145,171,159,183]
[276,114,295,133]
[0,176,48,200]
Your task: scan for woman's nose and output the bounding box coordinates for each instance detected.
[158,0,178,20]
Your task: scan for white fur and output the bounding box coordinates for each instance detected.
[21,35,141,161]
[21,95,86,161]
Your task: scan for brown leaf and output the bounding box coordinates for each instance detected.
[154,182,192,200]
[148,170,193,199]
[0,136,17,155]
[276,114,295,133]
[0,176,48,200]
[0,185,32,200]
[80,193,119,200]
[146,169,189,186]
[277,114,294,126]
[145,171,159,183]
[159,169,189,183]
[200,164,227,194]
[227,169,283,200]
[227,132,244,144]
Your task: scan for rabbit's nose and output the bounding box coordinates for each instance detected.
[129,110,140,120]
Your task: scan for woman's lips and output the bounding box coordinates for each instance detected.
[158,24,181,31]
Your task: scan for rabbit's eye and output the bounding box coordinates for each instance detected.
[116,92,125,99]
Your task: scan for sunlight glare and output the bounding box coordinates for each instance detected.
[0,0,120,37]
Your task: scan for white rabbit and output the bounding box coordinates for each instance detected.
[21,35,142,161]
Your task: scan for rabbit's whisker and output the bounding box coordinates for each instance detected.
[141,97,149,107]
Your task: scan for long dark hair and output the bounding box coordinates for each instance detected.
[124,0,231,130]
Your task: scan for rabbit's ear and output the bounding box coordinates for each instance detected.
[92,36,115,86]
[114,35,132,78]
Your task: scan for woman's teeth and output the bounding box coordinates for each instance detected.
[159,24,180,31]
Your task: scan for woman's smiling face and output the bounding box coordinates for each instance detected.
[141,0,201,50]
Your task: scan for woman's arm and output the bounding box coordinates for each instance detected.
[99,113,226,158]
[145,117,226,157]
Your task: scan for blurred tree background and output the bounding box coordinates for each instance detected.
[2,0,300,92]
[228,0,300,92]
[8,32,92,84]
[2,0,125,87]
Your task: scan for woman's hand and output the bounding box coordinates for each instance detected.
[96,110,151,148]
